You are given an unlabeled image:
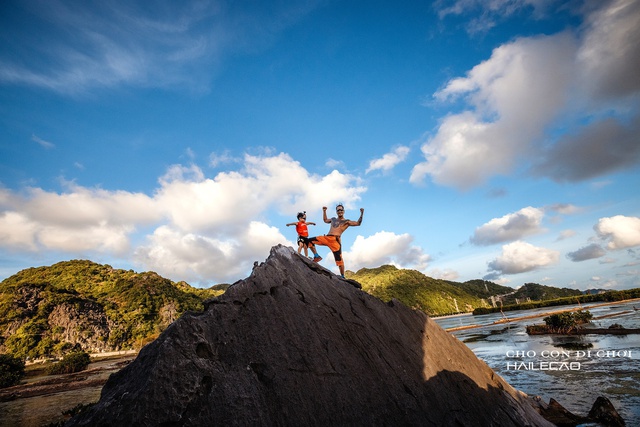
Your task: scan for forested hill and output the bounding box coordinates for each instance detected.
[346,265,494,316]
[509,282,582,302]
[0,260,221,359]
[448,279,514,299]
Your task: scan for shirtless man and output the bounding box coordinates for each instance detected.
[308,204,364,277]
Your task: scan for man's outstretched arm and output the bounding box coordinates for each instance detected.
[348,208,364,226]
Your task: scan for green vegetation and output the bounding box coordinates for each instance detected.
[504,283,581,305]
[0,353,25,388]
[451,279,513,299]
[0,260,222,359]
[526,310,593,334]
[349,264,640,318]
[46,351,91,375]
[347,265,487,316]
[473,288,640,315]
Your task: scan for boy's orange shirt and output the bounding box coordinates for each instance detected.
[296,221,309,237]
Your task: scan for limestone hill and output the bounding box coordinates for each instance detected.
[66,245,554,426]
[0,260,221,358]
[348,265,496,315]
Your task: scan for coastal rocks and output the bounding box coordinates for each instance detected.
[532,396,626,427]
[588,396,626,427]
[67,245,556,426]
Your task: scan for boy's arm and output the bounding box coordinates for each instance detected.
[285,222,296,226]
[308,222,316,225]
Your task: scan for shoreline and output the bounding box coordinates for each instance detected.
[445,298,640,332]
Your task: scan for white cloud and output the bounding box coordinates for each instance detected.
[0,153,366,284]
[556,229,577,241]
[31,134,55,149]
[344,231,431,272]
[595,215,640,250]
[134,221,286,284]
[428,268,460,281]
[470,206,544,245]
[366,146,410,174]
[487,240,559,275]
[415,0,640,189]
[411,32,576,189]
[0,212,39,251]
[0,186,158,254]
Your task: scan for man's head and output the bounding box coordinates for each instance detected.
[336,204,344,216]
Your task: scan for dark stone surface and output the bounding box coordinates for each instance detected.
[67,245,553,426]
[588,396,626,427]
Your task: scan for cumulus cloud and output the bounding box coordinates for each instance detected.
[487,240,559,275]
[366,146,410,174]
[595,215,640,250]
[0,153,366,285]
[411,32,576,189]
[343,231,431,272]
[567,243,606,262]
[415,0,640,189]
[134,221,287,284]
[470,207,544,246]
[0,186,158,255]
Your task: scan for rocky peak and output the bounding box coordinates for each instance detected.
[68,244,553,426]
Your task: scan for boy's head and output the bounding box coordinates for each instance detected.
[297,211,306,220]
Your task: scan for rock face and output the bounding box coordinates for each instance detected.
[67,245,552,426]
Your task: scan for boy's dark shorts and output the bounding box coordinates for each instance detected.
[297,236,310,245]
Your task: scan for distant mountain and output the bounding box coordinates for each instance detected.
[449,279,514,299]
[0,260,221,359]
[346,265,489,316]
[502,283,582,305]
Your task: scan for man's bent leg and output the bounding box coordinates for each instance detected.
[307,237,323,262]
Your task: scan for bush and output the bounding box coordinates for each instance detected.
[543,310,592,333]
[0,353,25,388]
[46,351,91,375]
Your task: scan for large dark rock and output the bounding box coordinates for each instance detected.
[67,245,553,426]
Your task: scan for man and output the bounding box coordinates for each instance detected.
[308,204,364,278]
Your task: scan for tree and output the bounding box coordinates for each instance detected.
[0,353,25,388]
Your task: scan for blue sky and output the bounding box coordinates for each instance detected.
[1,0,639,290]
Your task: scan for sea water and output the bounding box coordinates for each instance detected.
[434,300,640,424]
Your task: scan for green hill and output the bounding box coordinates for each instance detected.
[450,279,514,299]
[0,260,221,359]
[346,265,489,316]
[502,282,582,305]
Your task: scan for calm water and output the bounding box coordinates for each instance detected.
[434,300,640,424]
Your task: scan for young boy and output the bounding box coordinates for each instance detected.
[286,212,321,259]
